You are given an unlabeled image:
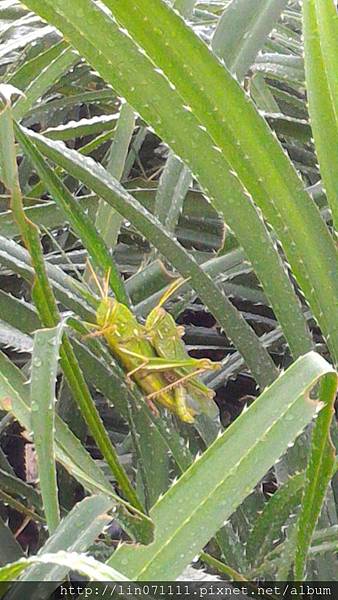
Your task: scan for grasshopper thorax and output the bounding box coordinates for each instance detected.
[96,296,140,339]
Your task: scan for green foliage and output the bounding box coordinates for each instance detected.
[31,322,65,533]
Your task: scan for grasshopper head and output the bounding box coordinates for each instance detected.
[96,296,117,329]
[96,297,136,338]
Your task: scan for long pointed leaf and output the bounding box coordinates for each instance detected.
[0,350,112,497]
[108,352,335,580]
[294,374,337,579]
[4,495,123,588]
[12,45,78,120]
[102,0,337,361]
[302,0,338,230]
[94,102,135,250]
[14,122,129,305]
[30,323,69,533]
[212,0,288,80]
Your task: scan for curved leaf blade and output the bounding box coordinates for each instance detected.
[212,0,288,80]
[0,551,126,583]
[109,352,335,580]
[2,496,125,588]
[12,45,78,120]
[102,0,337,362]
[294,374,338,579]
[14,122,129,306]
[303,0,338,230]
[30,322,67,533]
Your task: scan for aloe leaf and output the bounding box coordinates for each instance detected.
[0,350,107,491]
[303,0,338,230]
[126,260,175,307]
[26,129,279,389]
[154,153,191,234]
[42,114,117,141]
[134,248,252,317]
[0,468,44,516]
[0,234,95,322]
[246,472,305,568]
[108,352,334,579]
[0,290,40,333]
[200,552,247,581]
[127,400,170,510]
[264,113,312,143]
[14,122,129,306]
[102,0,337,362]
[0,352,153,543]
[21,0,313,367]
[0,25,54,62]
[30,322,67,533]
[0,186,225,251]
[12,45,78,120]
[309,540,338,556]
[9,551,128,583]
[6,39,68,88]
[94,102,135,249]
[0,2,28,20]
[155,0,192,237]
[270,85,308,116]
[0,83,59,328]
[254,53,305,84]
[0,447,14,477]
[4,495,121,586]
[0,320,32,351]
[0,349,131,506]
[174,0,196,19]
[294,374,338,579]
[0,490,44,525]
[310,525,338,553]
[250,73,280,112]
[212,0,288,80]
[0,551,127,585]
[24,88,115,120]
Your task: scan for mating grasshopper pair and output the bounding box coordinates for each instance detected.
[88,271,220,423]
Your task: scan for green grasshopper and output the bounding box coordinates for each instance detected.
[89,269,220,423]
[144,278,219,420]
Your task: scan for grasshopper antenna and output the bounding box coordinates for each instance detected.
[157,276,191,309]
[86,259,106,299]
[103,267,111,299]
